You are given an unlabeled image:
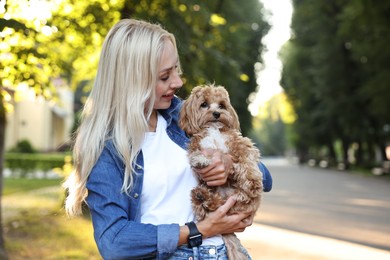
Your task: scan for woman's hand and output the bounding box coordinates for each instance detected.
[193,149,233,186]
[196,197,254,238]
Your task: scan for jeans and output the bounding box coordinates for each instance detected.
[168,244,252,260]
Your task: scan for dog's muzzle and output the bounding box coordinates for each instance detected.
[212,111,220,119]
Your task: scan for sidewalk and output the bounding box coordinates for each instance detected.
[238,223,390,260]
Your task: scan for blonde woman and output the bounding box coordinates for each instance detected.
[64,19,272,260]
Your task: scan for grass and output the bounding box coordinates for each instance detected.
[4,210,100,259]
[3,177,101,259]
[3,178,63,195]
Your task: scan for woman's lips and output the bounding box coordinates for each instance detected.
[162,94,174,99]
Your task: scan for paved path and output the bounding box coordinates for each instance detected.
[239,223,390,260]
[238,157,390,259]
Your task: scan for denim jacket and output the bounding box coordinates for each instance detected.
[86,97,273,260]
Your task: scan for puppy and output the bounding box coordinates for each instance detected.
[179,84,263,260]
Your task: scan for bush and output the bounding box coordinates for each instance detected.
[4,153,70,177]
[9,139,37,153]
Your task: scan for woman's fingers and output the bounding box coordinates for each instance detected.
[193,150,231,186]
[217,196,236,215]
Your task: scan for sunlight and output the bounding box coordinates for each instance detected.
[386,146,390,160]
[238,223,390,260]
[249,0,293,116]
[210,13,227,26]
[16,0,52,21]
[0,0,5,14]
[2,0,59,35]
[346,198,390,209]
[14,83,36,102]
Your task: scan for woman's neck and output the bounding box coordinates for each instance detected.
[147,110,158,132]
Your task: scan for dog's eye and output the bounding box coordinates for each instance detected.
[218,104,226,109]
[200,102,208,108]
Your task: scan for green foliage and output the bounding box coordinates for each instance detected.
[1,0,269,135]
[251,117,287,156]
[121,0,270,134]
[251,94,293,156]
[48,0,124,89]
[8,139,36,153]
[4,153,67,177]
[1,0,124,92]
[280,0,390,167]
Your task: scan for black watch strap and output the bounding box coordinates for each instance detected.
[185,221,203,248]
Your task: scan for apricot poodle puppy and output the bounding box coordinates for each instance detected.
[179,84,263,260]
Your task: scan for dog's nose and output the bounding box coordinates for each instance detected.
[213,111,220,119]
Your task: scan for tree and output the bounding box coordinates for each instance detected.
[338,0,390,163]
[280,0,390,167]
[1,21,62,252]
[251,93,295,156]
[0,1,123,257]
[120,0,270,135]
[0,90,6,259]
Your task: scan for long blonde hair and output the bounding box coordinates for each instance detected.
[64,19,179,216]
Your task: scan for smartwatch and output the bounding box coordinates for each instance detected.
[185,221,203,248]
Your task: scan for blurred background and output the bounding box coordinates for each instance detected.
[0,0,389,259]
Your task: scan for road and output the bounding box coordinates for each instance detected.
[254,157,390,251]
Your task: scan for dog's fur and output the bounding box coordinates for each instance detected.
[179,84,263,260]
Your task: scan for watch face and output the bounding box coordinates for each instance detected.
[186,222,203,248]
[189,234,202,247]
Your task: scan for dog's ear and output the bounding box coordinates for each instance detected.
[228,103,241,131]
[218,86,241,131]
[190,85,204,96]
[179,87,203,135]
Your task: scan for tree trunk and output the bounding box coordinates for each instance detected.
[376,138,387,163]
[327,141,337,167]
[341,138,350,170]
[0,91,9,259]
[366,140,375,167]
[355,140,363,165]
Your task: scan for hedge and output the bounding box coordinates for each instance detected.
[4,153,71,177]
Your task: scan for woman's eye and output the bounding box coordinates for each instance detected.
[160,76,169,81]
[200,102,208,108]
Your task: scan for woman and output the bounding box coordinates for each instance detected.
[64,18,272,260]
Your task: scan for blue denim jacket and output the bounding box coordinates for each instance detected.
[86,97,273,260]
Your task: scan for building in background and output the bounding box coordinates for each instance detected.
[5,78,74,152]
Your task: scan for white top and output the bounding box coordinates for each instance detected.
[140,112,223,246]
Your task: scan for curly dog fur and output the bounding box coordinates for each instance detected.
[179,84,263,260]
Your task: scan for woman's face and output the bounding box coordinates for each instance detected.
[154,40,183,110]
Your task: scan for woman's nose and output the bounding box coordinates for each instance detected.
[171,73,183,89]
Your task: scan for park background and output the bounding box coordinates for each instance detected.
[1,0,389,259]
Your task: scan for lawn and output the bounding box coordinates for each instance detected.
[3,178,63,195]
[3,177,101,259]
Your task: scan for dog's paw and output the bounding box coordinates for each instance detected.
[192,185,226,213]
[191,187,208,205]
[191,187,213,221]
[190,153,211,168]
